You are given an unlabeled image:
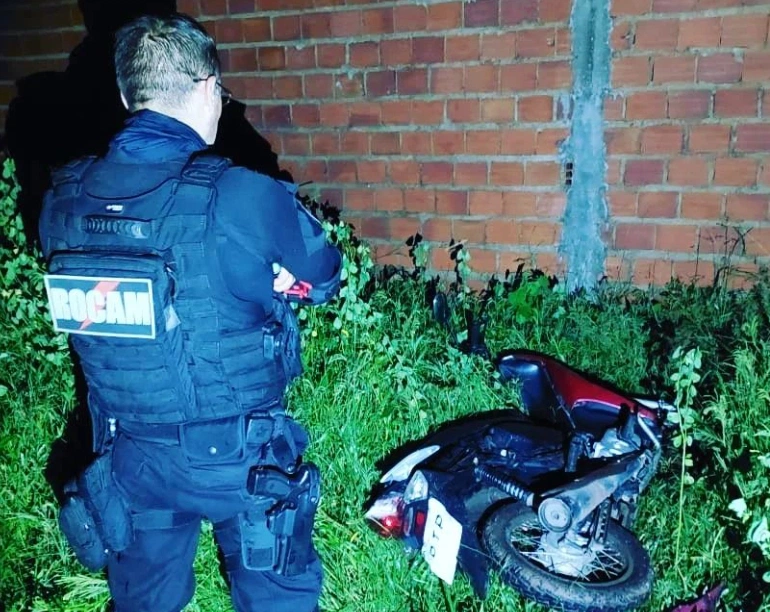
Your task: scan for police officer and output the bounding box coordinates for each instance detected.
[39,13,341,612]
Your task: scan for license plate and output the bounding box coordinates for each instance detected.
[421,497,463,584]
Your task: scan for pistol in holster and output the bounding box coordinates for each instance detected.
[240,462,320,576]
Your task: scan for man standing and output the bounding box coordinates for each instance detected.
[39,13,341,612]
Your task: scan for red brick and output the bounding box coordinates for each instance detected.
[401,132,432,155]
[606,97,624,120]
[286,46,315,70]
[317,44,345,68]
[361,7,394,34]
[626,91,667,120]
[638,192,678,218]
[668,90,711,119]
[745,227,770,257]
[612,56,652,87]
[720,14,769,48]
[697,54,743,84]
[536,128,569,154]
[524,162,560,186]
[465,65,500,92]
[468,248,499,274]
[263,105,291,126]
[303,74,332,98]
[624,160,665,186]
[328,160,356,183]
[355,161,386,184]
[668,158,710,186]
[445,35,480,62]
[316,103,345,126]
[481,99,514,122]
[272,15,300,40]
[672,260,715,286]
[518,222,560,246]
[371,132,400,155]
[609,191,638,216]
[743,52,770,83]
[760,162,770,185]
[653,55,696,84]
[464,0,499,28]
[228,48,258,72]
[715,89,759,118]
[366,70,396,97]
[611,0,653,15]
[282,134,310,155]
[502,192,537,216]
[681,192,723,219]
[431,67,464,94]
[273,75,302,99]
[455,163,489,186]
[653,0,696,10]
[404,189,437,213]
[335,75,364,98]
[517,27,558,58]
[632,259,673,286]
[341,132,369,154]
[735,125,770,153]
[490,162,525,186]
[656,225,698,252]
[413,100,444,125]
[499,0,537,25]
[397,68,428,95]
[678,17,721,49]
[390,217,421,240]
[389,161,421,184]
[615,224,655,250]
[536,193,567,216]
[382,39,412,66]
[481,32,518,61]
[539,0,572,22]
[612,20,633,52]
[361,216,389,238]
[453,220,486,243]
[606,128,642,154]
[607,160,623,184]
[501,129,538,154]
[501,64,539,92]
[537,60,571,89]
[202,0,227,15]
[423,217,452,241]
[518,95,553,122]
[430,248,454,271]
[688,125,730,153]
[432,130,464,155]
[556,27,571,55]
[436,190,468,215]
[427,3,463,30]
[635,19,679,50]
[394,5,426,31]
[422,162,454,185]
[374,189,405,212]
[446,99,479,123]
[713,158,759,186]
[466,130,502,154]
[698,225,745,255]
[641,126,684,154]
[310,133,339,156]
[299,11,329,37]
[349,102,380,126]
[725,194,769,221]
[469,191,504,215]
[330,10,362,37]
[350,42,379,67]
[413,36,445,64]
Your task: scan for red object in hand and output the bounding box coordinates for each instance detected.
[668,583,726,612]
[284,280,312,300]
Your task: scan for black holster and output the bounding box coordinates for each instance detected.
[241,462,320,576]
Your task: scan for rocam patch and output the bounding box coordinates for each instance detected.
[44,274,156,339]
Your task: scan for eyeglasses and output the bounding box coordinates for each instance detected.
[192,75,233,106]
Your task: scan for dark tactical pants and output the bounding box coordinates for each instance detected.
[108,421,322,612]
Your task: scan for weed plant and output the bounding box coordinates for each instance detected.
[1,157,769,611]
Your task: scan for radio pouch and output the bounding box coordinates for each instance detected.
[58,452,134,571]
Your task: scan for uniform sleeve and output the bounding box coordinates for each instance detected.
[214,168,341,304]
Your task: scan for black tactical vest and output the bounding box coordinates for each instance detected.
[40,154,296,425]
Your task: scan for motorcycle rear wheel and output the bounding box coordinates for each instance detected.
[481,502,653,612]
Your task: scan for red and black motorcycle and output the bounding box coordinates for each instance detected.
[365,293,674,612]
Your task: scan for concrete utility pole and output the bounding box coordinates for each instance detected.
[559,0,612,293]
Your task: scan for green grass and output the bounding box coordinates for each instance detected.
[2,157,770,611]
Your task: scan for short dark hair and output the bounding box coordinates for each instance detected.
[115,13,220,111]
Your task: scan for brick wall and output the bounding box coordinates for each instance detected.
[1,0,769,287]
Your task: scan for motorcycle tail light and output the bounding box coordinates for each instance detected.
[403,470,429,504]
[364,493,404,538]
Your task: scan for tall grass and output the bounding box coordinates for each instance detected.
[2,158,770,611]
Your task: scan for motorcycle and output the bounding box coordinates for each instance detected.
[364,292,675,612]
